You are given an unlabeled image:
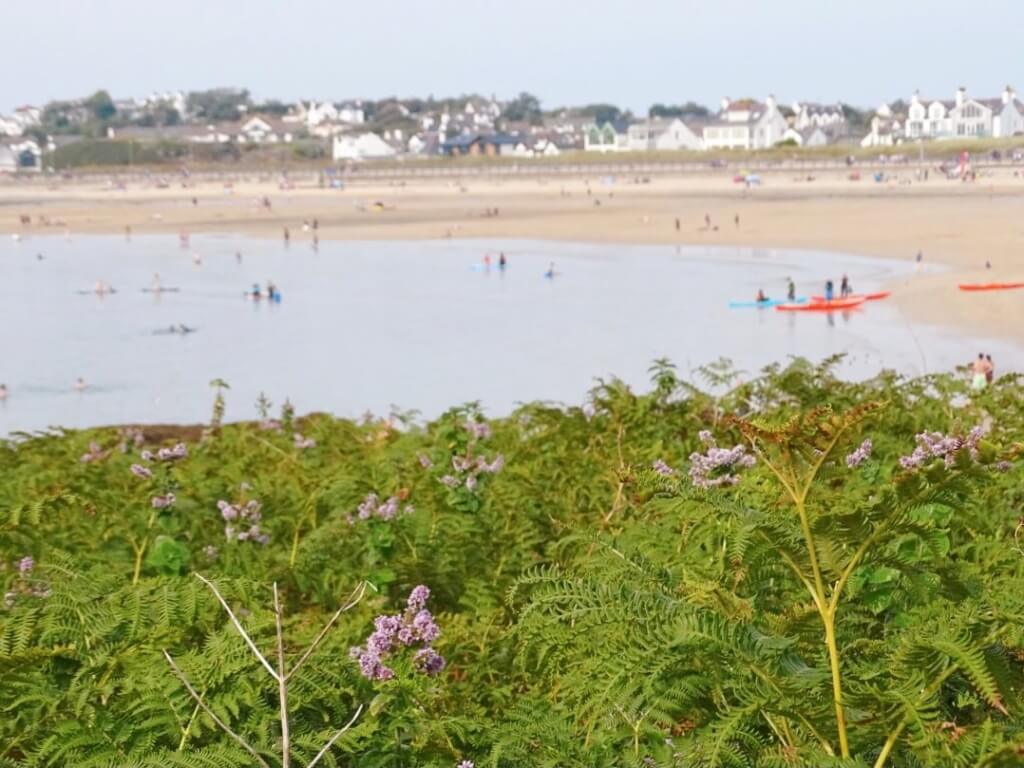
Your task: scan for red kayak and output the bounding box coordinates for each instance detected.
[776,297,866,312]
[958,282,1024,292]
[810,291,890,302]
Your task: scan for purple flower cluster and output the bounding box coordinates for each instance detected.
[219,499,270,544]
[18,556,34,574]
[688,430,755,489]
[293,433,316,449]
[130,463,153,479]
[417,452,434,469]
[899,427,984,470]
[347,493,414,525]
[652,459,676,476]
[465,420,492,440]
[846,438,873,469]
[140,442,188,462]
[151,493,176,509]
[456,762,475,768]
[350,585,444,681]
[80,441,110,464]
[441,453,504,492]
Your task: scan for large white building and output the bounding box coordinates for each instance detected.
[903,86,1024,140]
[332,132,396,161]
[626,117,703,151]
[701,96,788,150]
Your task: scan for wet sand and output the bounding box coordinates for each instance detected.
[3,167,1024,343]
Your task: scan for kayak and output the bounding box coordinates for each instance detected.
[776,297,866,312]
[809,291,890,302]
[958,282,1024,292]
[729,297,807,308]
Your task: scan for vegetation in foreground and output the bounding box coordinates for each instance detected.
[1,358,1023,767]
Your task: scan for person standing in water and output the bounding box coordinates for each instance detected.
[0,383,8,400]
[74,377,87,392]
[499,252,507,269]
[545,262,556,279]
[971,354,988,391]
[283,227,290,244]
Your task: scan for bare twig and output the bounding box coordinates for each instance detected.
[273,583,291,768]
[307,704,365,768]
[163,650,270,768]
[194,573,280,681]
[286,581,370,682]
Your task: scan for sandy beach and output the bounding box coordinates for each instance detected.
[3,166,1024,343]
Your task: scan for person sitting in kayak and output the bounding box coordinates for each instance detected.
[756,289,768,303]
[824,280,835,301]
[787,279,796,301]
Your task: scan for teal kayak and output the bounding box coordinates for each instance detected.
[729,297,807,309]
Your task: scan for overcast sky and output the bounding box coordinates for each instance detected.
[3,0,1022,113]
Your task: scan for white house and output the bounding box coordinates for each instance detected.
[702,96,788,150]
[584,121,630,152]
[332,132,397,161]
[781,125,829,147]
[861,114,903,147]
[337,103,365,125]
[237,116,293,143]
[792,102,845,131]
[904,87,1000,140]
[0,145,16,173]
[991,86,1024,137]
[0,115,22,136]
[627,118,703,151]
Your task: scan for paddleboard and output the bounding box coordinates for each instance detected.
[729,297,807,309]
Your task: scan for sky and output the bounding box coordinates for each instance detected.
[2,0,1022,114]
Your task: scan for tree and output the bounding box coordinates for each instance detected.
[501,92,543,124]
[187,88,252,121]
[85,90,116,121]
[580,103,624,126]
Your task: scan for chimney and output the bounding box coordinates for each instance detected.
[911,90,920,105]
[720,97,730,112]
[765,94,776,110]
[955,86,966,108]
[1004,85,1015,105]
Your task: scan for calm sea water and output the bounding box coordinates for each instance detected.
[0,234,1018,435]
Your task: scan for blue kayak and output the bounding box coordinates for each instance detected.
[729,297,807,309]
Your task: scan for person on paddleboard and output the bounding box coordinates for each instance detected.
[756,289,768,303]
[787,278,796,301]
[824,280,835,301]
[840,275,850,298]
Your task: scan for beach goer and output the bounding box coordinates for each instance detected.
[283,227,290,244]
[312,218,319,231]
[985,260,992,270]
[985,354,994,384]
[125,225,132,241]
[824,280,834,302]
[704,213,711,229]
[787,278,796,301]
[483,254,492,268]
[74,377,87,392]
[251,283,262,300]
[971,354,988,391]
[0,384,7,400]
[235,251,243,264]
[545,262,556,279]
[267,281,277,301]
[675,217,680,232]
[734,213,740,229]
[36,253,44,261]
[499,252,507,269]
[756,289,767,303]
[840,274,850,298]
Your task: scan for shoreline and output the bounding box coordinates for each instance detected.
[4,168,1024,345]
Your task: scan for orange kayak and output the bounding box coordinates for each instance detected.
[958,282,1024,292]
[776,297,866,312]
[810,291,890,302]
